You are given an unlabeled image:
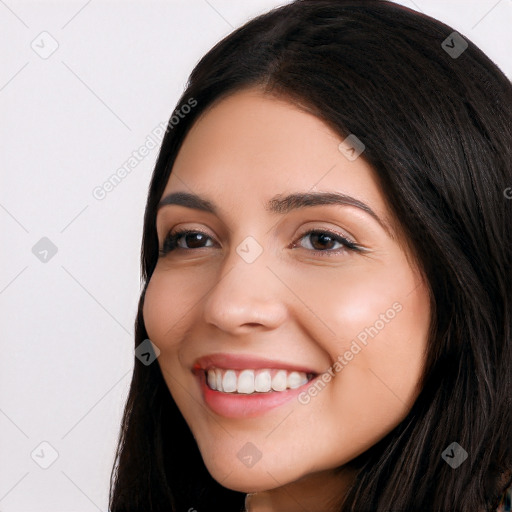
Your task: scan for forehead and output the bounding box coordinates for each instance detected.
[162,88,387,220]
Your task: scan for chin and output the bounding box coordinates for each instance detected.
[202,455,300,493]
[212,472,283,494]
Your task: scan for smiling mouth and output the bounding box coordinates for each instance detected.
[204,368,317,394]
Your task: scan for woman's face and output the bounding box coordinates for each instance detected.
[143,88,431,496]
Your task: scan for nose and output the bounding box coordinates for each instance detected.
[201,243,288,334]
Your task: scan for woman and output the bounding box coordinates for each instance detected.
[109,1,512,510]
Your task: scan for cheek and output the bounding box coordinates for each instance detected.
[284,254,428,345]
[142,270,201,402]
[290,267,429,458]
[286,254,430,409]
[142,269,196,349]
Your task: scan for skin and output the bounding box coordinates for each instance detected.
[142,87,431,511]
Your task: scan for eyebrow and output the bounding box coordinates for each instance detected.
[157,191,390,234]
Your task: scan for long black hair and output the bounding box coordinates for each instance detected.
[109,1,512,510]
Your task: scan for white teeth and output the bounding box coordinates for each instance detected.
[207,369,217,390]
[222,370,237,392]
[215,368,223,391]
[254,370,272,392]
[287,371,308,389]
[271,370,287,391]
[237,369,255,394]
[205,368,311,394]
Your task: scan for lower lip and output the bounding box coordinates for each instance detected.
[196,371,316,419]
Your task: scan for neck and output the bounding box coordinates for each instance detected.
[244,466,357,512]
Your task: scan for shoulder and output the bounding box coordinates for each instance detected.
[495,480,512,512]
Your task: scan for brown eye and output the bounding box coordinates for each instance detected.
[159,229,215,256]
[178,232,211,249]
[304,231,339,251]
[294,229,361,255]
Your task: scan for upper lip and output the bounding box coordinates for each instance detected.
[192,353,320,375]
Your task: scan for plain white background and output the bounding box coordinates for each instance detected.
[1,1,510,510]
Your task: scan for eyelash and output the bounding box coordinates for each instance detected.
[158,227,363,257]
